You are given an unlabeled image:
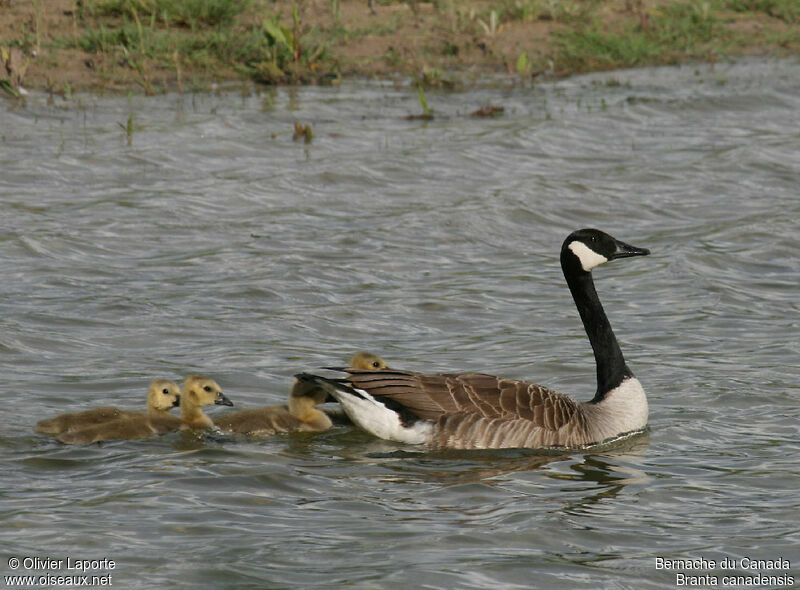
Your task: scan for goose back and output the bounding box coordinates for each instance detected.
[214,404,326,436]
[36,407,139,435]
[343,368,592,449]
[57,414,182,445]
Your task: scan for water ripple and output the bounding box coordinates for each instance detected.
[2,59,799,588]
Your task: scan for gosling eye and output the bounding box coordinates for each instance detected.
[372,361,381,368]
[203,385,212,392]
[162,388,170,395]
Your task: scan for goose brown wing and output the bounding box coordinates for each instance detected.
[345,369,581,431]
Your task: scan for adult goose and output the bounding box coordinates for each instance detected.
[215,353,388,436]
[35,379,182,435]
[296,229,650,450]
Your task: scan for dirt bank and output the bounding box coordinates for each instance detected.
[1,0,798,95]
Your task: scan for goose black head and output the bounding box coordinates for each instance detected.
[561,228,650,273]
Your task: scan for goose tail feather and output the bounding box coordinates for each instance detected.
[294,372,432,445]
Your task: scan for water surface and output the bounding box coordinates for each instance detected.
[1,59,799,589]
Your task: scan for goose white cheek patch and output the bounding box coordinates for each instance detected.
[568,241,608,271]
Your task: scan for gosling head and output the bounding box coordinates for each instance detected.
[562,228,650,273]
[182,376,233,408]
[348,352,388,370]
[147,379,182,411]
[289,353,388,406]
[307,351,390,405]
[290,377,330,406]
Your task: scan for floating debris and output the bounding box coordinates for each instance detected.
[403,113,435,121]
[293,121,313,143]
[471,105,505,117]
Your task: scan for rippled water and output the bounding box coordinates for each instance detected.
[2,59,799,589]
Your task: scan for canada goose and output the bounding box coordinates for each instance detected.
[35,379,181,435]
[57,376,232,444]
[296,229,650,450]
[178,375,233,430]
[347,352,388,371]
[215,353,388,436]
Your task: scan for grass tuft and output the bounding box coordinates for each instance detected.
[73,0,334,86]
[554,0,726,72]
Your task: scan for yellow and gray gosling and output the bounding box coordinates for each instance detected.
[178,375,233,430]
[35,379,181,435]
[57,382,183,444]
[57,376,232,444]
[214,353,387,436]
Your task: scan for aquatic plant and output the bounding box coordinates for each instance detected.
[417,82,432,117]
[119,111,134,145]
[516,51,532,84]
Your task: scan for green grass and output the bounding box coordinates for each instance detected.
[725,0,799,22]
[496,0,604,24]
[556,28,661,69]
[554,0,727,72]
[71,0,335,87]
[15,0,800,92]
[85,0,251,28]
[655,1,720,49]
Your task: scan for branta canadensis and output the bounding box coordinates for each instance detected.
[347,352,388,371]
[215,353,388,436]
[296,229,650,450]
[178,375,233,430]
[35,379,181,435]
[57,376,232,444]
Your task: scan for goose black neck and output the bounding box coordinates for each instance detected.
[562,259,632,402]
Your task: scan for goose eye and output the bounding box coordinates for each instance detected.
[162,388,170,395]
[203,385,212,392]
[372,361,380,368]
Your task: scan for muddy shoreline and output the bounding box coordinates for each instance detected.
[2,0,798,96]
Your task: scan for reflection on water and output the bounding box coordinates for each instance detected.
[2,59,800,588]
[360,434,650,489]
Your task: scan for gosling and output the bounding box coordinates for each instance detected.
[215,352,387,436]
[35,379,181,435]
[178,375,233,430]
[57,376,232,444]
